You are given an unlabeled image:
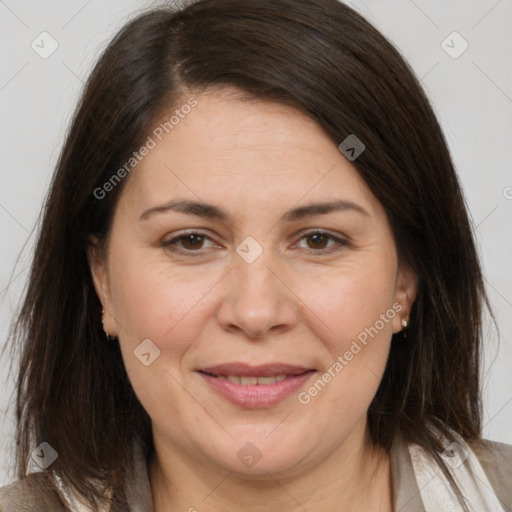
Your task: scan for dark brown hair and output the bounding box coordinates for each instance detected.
[5,0,493,510]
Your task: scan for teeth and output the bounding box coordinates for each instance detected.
[220,374,288,385]
[257,376,279,385]
[240,376,258,385]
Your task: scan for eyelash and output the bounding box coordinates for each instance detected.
[161,230,349,256]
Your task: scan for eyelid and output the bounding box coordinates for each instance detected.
[162,229,218,254]
[161,228,349,255]
[293,229,349,252]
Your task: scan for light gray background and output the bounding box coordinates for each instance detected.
[1,0,511,487]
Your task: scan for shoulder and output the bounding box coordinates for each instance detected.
[0,472,67,512]
[470,438,512,507]
[471,437,512,474]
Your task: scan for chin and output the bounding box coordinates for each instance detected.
[202,430,317,479]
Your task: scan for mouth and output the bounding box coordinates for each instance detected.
[199,362,314,378]
[197,363,317,408]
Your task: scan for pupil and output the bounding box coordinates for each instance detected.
[183,234,203,249]
[309,234,326,249]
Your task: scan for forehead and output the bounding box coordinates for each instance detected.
[119,88,378,219]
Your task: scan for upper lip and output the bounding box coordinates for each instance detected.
[198,363,314,377]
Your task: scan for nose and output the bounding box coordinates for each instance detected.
[215,248,298,340]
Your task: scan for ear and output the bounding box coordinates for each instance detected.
[392,261,418,335]
[87,235,118,337]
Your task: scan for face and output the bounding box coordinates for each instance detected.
[90,87,416,478]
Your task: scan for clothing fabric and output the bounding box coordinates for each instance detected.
[407,427,508,512]
[1,430,512,511]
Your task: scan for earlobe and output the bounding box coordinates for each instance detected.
[393,262,418,334]
[87,236,117,337]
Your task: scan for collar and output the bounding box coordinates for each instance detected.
[389,433,427,512]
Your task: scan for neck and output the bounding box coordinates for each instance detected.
[149,422,393,512]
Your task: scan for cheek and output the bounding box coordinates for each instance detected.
[293,250,397,407]
[293,282,394,431]
[300,255,397,348]
[108,254,223,347]
[106,252,224,424]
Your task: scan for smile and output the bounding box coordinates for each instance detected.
[197,363,316,408]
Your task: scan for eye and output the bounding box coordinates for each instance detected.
[162,231,217,254]
[295,230,348,254]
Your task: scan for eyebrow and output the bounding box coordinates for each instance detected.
[139,198,370,222]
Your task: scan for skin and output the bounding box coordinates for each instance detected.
[89,87,417,511]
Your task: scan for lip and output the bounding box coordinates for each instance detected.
[197,363,316,409]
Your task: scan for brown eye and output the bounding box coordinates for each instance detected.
[162,232,216,254]
[296,230,348,254]
[180,234,206,250]
[305,233,330,250]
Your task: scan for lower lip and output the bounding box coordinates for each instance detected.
[198,371,316,408]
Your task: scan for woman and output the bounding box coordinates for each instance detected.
[1,0,511,510]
